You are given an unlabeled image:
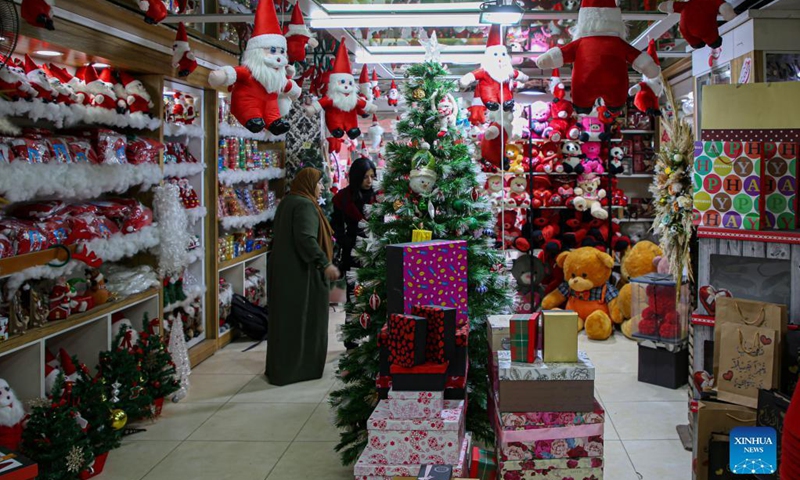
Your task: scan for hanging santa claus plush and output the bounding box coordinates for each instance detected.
[0,379,25,451]
[459,24,528,113]
[371,69,380,99]
[305,38,377,150]
[658,0,736,49]
[480,109,515,172]
[368,114,384,149]
[387,79,399,107]
[138,0,168,24]
[358,65,373,103]
[117,70,154,115]
[535,0,661,113]
[173,22,198,78]
[20,0,54,30]
[628,40,664,116]
[208,0,300,135]
[284,6,318,63]
[23,55,56,102]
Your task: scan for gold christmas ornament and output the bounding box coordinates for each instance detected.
[110,409,128,430]
[412,88,425,100]
[393,199,403,211]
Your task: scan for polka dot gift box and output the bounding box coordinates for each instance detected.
[693,141,798,230]
[386,240,469,330]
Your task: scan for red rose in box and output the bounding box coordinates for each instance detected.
[630,273,689,344]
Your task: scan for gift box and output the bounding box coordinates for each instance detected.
[629,273,690,344]
[417,465,452,480]
[411,305,457,364]
[378,369,467,401]
[354,433,471,479]
[500,456,603,472]
[361,400,465,465]
[510,313,539,363]
[448,325,469,377]
[386,390,444,420]
[638,343,688,389]
[380,324,391,376]
[497,350,595,382]
[391,362,449,391]
[488,315,512,353]
[412,229,433,242]
[693,141,799,230]
[470,446,497,480]
[0,448,38,479]
[493,398,604,430]
[388,313,428,368]
[542,311,578,363]
[756,389,790,478]
[496,425,604,462]
[387,241,469,328]
[498,467,602,479]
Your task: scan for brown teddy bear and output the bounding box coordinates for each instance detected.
[541,247,620,340]
[610,240,662,338]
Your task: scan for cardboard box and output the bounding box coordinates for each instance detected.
[386,390,444,420]
[497,350,595,381]
[542,311,578,363]
[494,379,595,413]
[387,241,469,328]
[487,315,512,353]
[637,344,688,389]
[354,433,471,478]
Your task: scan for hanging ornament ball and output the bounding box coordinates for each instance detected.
[359,312,371,329]
[153,381,161,389]
[673,154,683,162]
[475,284,488,294]
[412,88,426,100]
[354,284,364,298]
[471,189,480,201]
[453,199,466,211]
[369,293,382,311]
[468,217,480,229]
[393,199,404,211]
[110,409,128,430]
[483,228,495,237]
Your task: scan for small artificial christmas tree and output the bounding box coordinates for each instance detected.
[138,314,180,402]
[72,357,122,459]
[329,62,512,465]
[21,375,94,480]
[98,325,154,421]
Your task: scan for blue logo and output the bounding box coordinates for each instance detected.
[729,427,777,474]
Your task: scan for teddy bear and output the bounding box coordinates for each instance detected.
[608,146,626,175]
[578,113,612,142]
[610,240,663,338]
[579,142,605,175]
[529,100,550,139]
[541,247,620,340]
[505,143,525,173]
[485,173,504,212]
[561,140,583,174]
[508,176,530,209]
[537,141,563,173]
[500,210,529,251]
[529,176,551,209]
[573,174,608,220]
[544,97,580,142]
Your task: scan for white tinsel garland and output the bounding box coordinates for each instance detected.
[163,162,206,178]
[154,184,191,276]
[168,311,191,402]
[218,167,285,186]
[219,207,277,230]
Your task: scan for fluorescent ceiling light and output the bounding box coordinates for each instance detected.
[33,50,63,57]
[310,13,483,29]
[321,2,482,13]
[358,51,487,65]
[479,1,523,25]
[92,62,110,68]
[367,45,485,54]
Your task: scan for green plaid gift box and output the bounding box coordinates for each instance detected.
[510,313,540,363]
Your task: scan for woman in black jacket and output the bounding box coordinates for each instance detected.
[332,158,377,298]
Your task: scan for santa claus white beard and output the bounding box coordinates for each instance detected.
[126,81,150,98]
[483,59,514,84]
[571,7,628,39]
[329,88,359,112]
[242,49,287,94]
[29,73,56,94]
[0,398,24,426]
[85,81,114,97]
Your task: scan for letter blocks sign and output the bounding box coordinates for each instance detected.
[693,141,798,230]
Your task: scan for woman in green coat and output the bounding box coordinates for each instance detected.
[266,168,340,386]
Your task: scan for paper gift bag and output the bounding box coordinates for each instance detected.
[695,401,757,480]
[707,433,735,480]
[756,389,791,478]
[714,297,786,386]
[784,329,800,396]
[717,323,777,408]
[542,310,578,363]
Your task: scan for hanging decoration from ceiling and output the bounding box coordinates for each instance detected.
[207,0,301,135]
[658,0,737,49]
[628,39,663,116]
[138,0,168,24]
[284,5,318,63]
[20,0,54,30]
[535,0,661,113]
[172,23,198,78]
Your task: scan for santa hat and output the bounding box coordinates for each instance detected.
[46,348,60,368]
[371,69,378,86]
[358,65,369,86]
[285,5,311,37]
[390,79,397,90]
[59,348,78,381]
[329,38,354,84]
[647,38,660,66]
[118,70,138,88]
[98,67,115,84]
[175,22,190,50]
[575,0,625,39]
[75,65,87,82]
[485,24,505,54]
[246,0,286,51]
[22,54,40,74]
[83,65,100,84]
[372,113,378,123]
[45,365,60,393]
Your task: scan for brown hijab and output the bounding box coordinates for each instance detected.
[289,168,335,262]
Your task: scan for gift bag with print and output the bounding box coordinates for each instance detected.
[694,401,756,480]
[717,323,777,408]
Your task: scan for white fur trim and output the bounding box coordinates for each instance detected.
[288,81,302,99]
[185,206,207,223]
[218,166,284,186]
[657,1,674,13]
[459,72,476,88]
[0,98,160,130]
[221,66,237,85]
[364,102,377,114]
[163,121,204,138]
[218,122,285,141]
[536,48,564,69]
[628,83,642,96]
[329,73,354,85]
[220,206,277,230]
[0,162,162,203]
[163,162,205,178]
[516,71,529,82]
[574,7,626,39]
[719,2,736,21]
[308,37,319,48]
[246,34,287,51]
[285,24,311,38]
[632,51,661,79]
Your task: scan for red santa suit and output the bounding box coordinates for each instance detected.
[371,69,380,98]
[20,0,54,30]
[480,121,511,172]
[223,67,296,129]
[659,0,736,49]
[0,59,34,101]
[172,92,186,123]
[284,6,317,63]
[628,40,664,116]
[49,64,88,105]
[173,22,198,78]
[138,0,168,24]
[535,0,661,112]
[387,79,399,106]
[99,67,128,113]
[23,55,55,102]
[118,70,153,115]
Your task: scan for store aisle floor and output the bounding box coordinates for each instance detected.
[97,309,692,480]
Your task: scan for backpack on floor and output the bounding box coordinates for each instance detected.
[226,294,268,351]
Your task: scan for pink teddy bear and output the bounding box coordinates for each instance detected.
[580,142,605,175]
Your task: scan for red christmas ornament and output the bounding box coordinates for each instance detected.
[359,312,371,329]
[369,292,381,311]
[354,284,364,298]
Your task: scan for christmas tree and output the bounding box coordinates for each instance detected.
[138,315,180,401]
[21,375,94,480]
[329,62,512,465]
[71,357,122,457]
[98,325,154,421]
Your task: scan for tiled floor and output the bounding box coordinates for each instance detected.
[98,309,692,479]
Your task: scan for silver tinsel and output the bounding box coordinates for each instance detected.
[154,183,192,277]
[169,312,191,402]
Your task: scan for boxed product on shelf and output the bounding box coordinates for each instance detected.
[218,137,275,171]
[629,273,690,344]
[638,343,688,389]
[244,267,266,306]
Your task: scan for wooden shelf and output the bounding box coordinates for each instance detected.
[188,339,217,367]
[0,246,76,278]
[0,288,160,357]
[618,218,656,223]
[617,174,654,178]
[621,130,656,134]
[219,249,268,271]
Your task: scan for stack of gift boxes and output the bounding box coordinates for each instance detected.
[487,311,605,480]
[354,240,472,480]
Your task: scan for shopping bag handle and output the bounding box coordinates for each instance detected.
[726,413,758,423]
[738,329,761,356]
[734,302,765,326]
